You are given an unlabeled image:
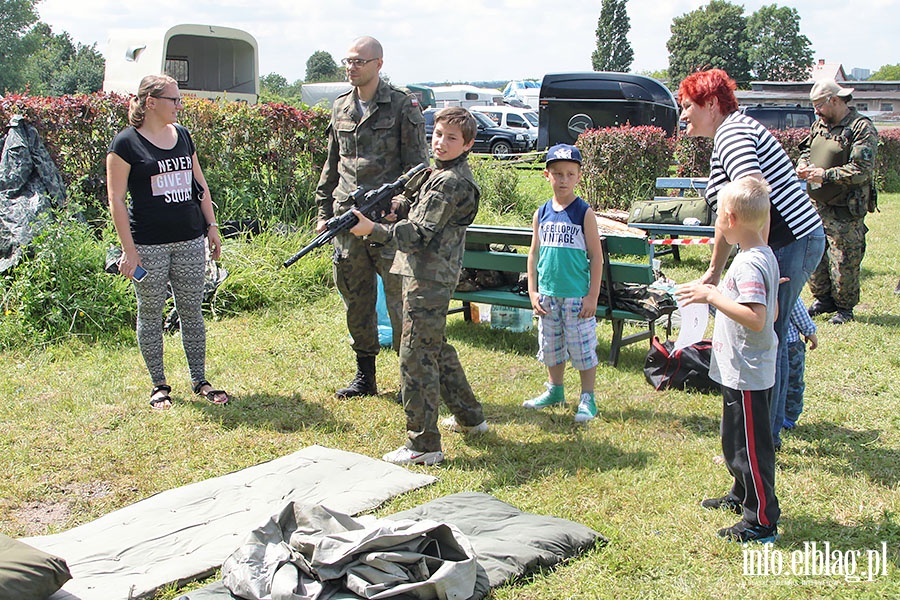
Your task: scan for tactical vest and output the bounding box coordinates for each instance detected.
[806,113,869,206]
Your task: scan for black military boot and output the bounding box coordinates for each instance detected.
[807,297,837,317]
[335,355,377,399]
[829,308,854,325]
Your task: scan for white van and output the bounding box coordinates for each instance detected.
[103,24,259,103]
[469,105,539,145]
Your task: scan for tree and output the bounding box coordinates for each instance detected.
[0,0,40,92]
[260,72,288,96]
[305,51,339,83]
[19,23,104,95]
[592,0,633,72]
[746,4,813,82]
[667,0,751,88]
[870,64,900,80]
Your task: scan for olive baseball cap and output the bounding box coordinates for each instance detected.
[810,79,854,103]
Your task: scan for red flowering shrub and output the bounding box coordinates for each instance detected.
[875,128,900,192]
[577,125,673,210]
[0,94,329,226]
[672,135,712,177]
[770,128,808,164]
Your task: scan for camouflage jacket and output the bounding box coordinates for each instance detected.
[315,78,428,223]
[367,153,479,286]
[797,108,878,208]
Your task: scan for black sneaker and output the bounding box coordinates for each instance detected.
[808,298,837,316]
[829,309,853,325]
[701,495,743,514]
[717,520,779,544]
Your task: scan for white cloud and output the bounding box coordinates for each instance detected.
[37,0,899,87]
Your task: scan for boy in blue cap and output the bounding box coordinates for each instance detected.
[523,144,604,422]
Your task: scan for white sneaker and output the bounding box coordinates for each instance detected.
[441,415,489,434]
[382,446,444,466]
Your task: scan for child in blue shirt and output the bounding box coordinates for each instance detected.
[783,298,818,430]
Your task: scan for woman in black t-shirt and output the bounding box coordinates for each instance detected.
[107,74,228,409]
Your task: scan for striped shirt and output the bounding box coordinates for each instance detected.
[707,112,821,250]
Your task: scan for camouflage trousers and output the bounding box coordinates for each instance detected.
[333,232,403,357]
[808,206,867,310]
[399,276,484,453]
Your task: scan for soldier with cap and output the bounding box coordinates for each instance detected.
[797,80,878,324]
[315,36,428,398]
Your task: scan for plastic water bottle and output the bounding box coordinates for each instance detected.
[490,306,533,332]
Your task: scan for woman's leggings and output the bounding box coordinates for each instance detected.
[134,236,207,386]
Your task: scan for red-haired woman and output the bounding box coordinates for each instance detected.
[678,68,825,449]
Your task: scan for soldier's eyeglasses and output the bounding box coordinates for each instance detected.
[341,58,378,67]
[813,96,831,110]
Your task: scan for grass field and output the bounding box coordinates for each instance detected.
[1,188,897,598]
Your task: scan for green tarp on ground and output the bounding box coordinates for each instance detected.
[22,445,435,600]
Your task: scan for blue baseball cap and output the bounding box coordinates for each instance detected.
[545,144,582,166]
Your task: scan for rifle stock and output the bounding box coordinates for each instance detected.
[283,162,429,268]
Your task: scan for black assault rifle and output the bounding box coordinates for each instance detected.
[283,162,429,268]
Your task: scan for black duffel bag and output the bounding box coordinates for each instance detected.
[643,336,718,393]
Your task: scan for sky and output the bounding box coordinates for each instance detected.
[37,0,898,86]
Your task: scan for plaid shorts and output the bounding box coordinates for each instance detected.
[536,296,598,370]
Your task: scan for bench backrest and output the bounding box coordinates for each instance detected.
[462,226,653,288]
[655,177,708,198]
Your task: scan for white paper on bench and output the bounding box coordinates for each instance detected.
[22,445,435,600]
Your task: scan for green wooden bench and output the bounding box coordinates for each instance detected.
[451,224,658,367]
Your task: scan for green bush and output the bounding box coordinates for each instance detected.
[212,230,334,318]
[179,100,330,225]
[0,217,135,349]
[577,125,672,210]
[469,156,530,218]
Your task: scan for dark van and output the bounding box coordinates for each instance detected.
[537,72,679,149]
[740,105,816,130]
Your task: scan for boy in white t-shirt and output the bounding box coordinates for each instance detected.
[676,177,780,544]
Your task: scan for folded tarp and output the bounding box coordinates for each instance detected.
[221,503,478,600]
[22,445,436,600]
[176,492,605,600]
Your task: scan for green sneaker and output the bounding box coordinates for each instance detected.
[574,392,597,423]
[523,382,565,409]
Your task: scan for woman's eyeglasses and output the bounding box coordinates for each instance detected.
[157,96,183,106]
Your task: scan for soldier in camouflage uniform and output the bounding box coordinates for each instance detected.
[797,80,878,325]
[349,107,486,466]
[315,36,428,398]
